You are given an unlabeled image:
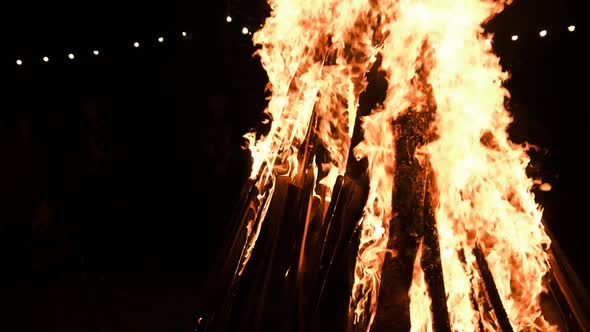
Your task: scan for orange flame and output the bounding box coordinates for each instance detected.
[246,0,379,187]
[350,103,395,326]
[242,0,380,280]
[409,244,433,332]
[247,0,553,330]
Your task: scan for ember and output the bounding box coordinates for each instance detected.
[201,1,590,331]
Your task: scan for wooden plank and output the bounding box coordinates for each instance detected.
[473,244,513,332]
[421,174,451,332]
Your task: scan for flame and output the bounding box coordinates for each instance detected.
[246,0,379,188]
[350,0,552,329]
[241,0,380,283]
[247,0,553,331]
[409,244,433,332]
[416,0,553,329]
[350,104,395,326]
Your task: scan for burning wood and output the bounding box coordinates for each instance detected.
[473,244,513,332]
[200,1,590,332]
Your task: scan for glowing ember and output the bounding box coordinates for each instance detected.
[540,183,552,192]
[244,0,553,331]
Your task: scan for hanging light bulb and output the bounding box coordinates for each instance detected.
[539,29,547,37]
[511,35,518,41]
[226,16,232,23]
[242,27,249,35]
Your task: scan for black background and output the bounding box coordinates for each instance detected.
[2,0,586,331]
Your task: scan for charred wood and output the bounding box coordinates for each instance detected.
[457,248,485,332]
[473,244,514,332]
[313,176,368,332]
[421,173,451,332]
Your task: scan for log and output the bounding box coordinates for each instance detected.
[372,40,440,330]
[457,248,484,332]
[421,173,451,332]
[473,244,514,332]
[313,176,368,332]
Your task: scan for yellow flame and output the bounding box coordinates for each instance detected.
[417,0,552,329]
[409,244,433,332]
[242,0,380,287]
[247,0,379,188]
[248,0,553,330]
[350,104,395,326]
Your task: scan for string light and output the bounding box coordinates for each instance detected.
[8,23,580,69]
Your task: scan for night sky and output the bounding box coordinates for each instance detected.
[4,0,587,331]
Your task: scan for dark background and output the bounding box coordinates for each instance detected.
[2,0,586,331]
